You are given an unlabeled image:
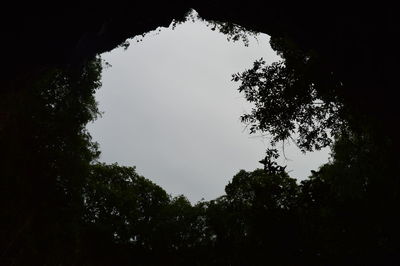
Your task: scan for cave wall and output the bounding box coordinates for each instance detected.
[2,3,399,141]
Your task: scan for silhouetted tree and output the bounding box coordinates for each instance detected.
[229,32,400,264]
[201,167,300,265]
[0,57,102,265]
[82,163,174,265]
[232,57,346,152]
[82,163,212,265]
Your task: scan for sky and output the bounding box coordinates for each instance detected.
[87,16,331,203]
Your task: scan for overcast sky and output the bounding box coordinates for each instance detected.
[87,17,330,203]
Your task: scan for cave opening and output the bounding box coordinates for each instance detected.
[88,10,330,203]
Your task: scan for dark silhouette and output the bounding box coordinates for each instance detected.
[0,57,103,265]
[258,148,286,174]
[1,5,400,266]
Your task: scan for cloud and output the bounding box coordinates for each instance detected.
[87,19,329,203]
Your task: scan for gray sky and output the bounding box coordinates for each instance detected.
[87,18,330,203]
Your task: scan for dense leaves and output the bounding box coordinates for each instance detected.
[232,58,346,151]
[0,58,103,265]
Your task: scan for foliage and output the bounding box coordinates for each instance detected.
[83,163,170,245]
[232,57,346,151]
[82,163,211,265]
[171,9,259,47]
[0,57,103,265]
[206,20,259,47]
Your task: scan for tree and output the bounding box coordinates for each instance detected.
[81,162,221,265]
[82,163,174,265]
[294,132,400,265]
[232,56,346,152]
[0,57,103,265]
[229,33,400,264]
[202,166,301,265]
